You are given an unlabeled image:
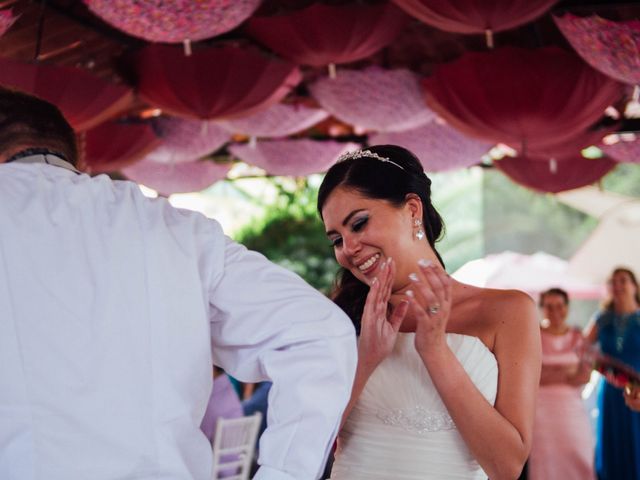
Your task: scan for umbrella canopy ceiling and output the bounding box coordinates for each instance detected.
[0,0,638,194]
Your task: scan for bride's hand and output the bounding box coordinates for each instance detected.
[406,259,453,356]
[358,258,408,370]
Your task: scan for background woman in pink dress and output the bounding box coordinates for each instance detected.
[529,288,594,480]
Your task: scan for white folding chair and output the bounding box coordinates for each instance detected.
[211,412,262,480]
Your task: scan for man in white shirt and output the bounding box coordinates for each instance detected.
[0,88,357,480]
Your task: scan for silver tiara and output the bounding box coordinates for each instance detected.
[337,149,405,171]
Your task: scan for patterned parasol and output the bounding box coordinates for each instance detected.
[123,159,231,195]
[601,138,640,164]
[554,14,640,85]
[83,0,261,43]
[217,103,329,138]
[311,67,435,133]
[369,122,493,172]
[229,139,359,176]
[148,116,231,164]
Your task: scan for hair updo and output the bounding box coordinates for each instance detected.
[317,144,445,332]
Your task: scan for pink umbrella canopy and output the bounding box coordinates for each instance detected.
[392,0,557,35]
[244,1,409,67]
[147,116,231,164]
[83,0,261,43]
[369,121,492,172]
[311,67,435,133]
[123,159,231,195]
[554,14,640,85]
[423,47,624,152]
[217,103,329,138]
[453,251,605,300]
[133,44,301,120]
[601,138,640,164]
[0,9,18,37]
[0,58,133,132]
[495,154,617,193]
[83,121,161,173]
[229,139,359,176]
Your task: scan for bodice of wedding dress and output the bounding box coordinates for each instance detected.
[330,333,499,480]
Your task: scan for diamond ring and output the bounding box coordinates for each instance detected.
[428,304,441,315]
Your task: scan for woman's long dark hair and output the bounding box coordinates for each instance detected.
[604,267,640,312]
[317,145,445,333]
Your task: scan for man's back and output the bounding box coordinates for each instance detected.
[0,163,228,479]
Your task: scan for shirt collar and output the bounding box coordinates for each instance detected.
[6,150,81,174]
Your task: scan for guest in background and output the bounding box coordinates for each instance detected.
[200,367,244,444]
[585,267,640,480]
[529,288,594,480]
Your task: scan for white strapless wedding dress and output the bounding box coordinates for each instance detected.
[330,333,498,479]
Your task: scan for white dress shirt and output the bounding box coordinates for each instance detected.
[0,161,357,480]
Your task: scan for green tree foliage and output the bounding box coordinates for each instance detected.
[234,177,339,293]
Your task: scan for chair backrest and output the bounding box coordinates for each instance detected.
[211,412,262,480]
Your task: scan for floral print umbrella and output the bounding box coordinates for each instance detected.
[217,103,329,138]
[123,159,231,195]
[601,138,640,164]
[311,67,435,133]
[229,139,359,176]
[554,13,640,85]
[83,0,261,43]
[148,116,231,164]
[370,122,492,172]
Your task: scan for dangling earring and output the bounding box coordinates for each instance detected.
[414,219,425,240]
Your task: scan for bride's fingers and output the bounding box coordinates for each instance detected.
[389,300,409,332]
[419,261,451,304]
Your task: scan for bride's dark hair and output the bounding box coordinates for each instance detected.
[317,145,445,333]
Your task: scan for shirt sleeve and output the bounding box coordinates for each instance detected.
[207,237,357,480]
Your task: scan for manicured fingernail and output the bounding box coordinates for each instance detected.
[405,290,414,298]
[371,277,378,284]
[408,273,419,282]
[418,259,432,268]
[380,260,387,269]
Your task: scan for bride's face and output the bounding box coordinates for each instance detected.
[322,186,417,290]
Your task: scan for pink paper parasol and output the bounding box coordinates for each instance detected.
[495,154,616,193]
[133,44,301,120]
[423,47,624,152]
[217,103,329,138]
[245,2,409,67]
[392,0,558,38]
[123,159,231,195]
[83,0,261,43]
[83,121,161,173]
[370,122,492,172]
[554,14,640,85]
[147,116,231,164]
[311,67,435,133]
[229,139,359,176]
[0,58,133,132]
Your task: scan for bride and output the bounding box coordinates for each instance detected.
[318,145,541,479]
